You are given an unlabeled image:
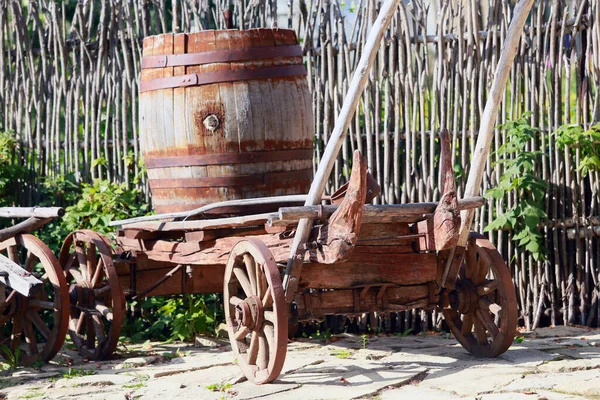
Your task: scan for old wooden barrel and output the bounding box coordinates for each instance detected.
[139,29,314,214]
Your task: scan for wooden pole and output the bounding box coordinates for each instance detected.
[457,0,535,247]
[283,0,403,300]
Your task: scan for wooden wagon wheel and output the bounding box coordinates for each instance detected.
[0,234,69,365]
[59,230,124,360]
[224,238,287,384]
[441,232,518,357]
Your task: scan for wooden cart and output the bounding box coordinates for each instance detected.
[0,207,69,366]
[55,133,518,384]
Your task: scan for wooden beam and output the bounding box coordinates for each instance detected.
[0,207,64,219]
[0,254,42,297]
[122,212,277,232]
[0,218,52,242]
[458,0,535,247]
[283,0,405,301]
[271,197,486,226]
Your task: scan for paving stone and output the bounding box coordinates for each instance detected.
[54,373,135,388]
[114,355,161,369]
[257,359,427,400]
[194,335,230,348]
[531,326,593,338]
[537,357,600,373]
[552,369,600,398]
[420,366,529,397]
[498,346,557,367]
[381,385,472,400]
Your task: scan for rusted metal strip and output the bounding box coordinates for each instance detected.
[148,169,312,189]
[140,64,307,93]
[141,45,302,69]
[145,149,313,169]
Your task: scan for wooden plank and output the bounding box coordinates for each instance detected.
[299,252,437,289]
[295,285,431,319]
[130,264,225,297]
[0,254,42,297]
[123,212,276,232]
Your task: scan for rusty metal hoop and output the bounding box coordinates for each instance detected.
[224,238,287,384]
[59,230,124,361]
[0,234,69,365]
[441,232,518,357]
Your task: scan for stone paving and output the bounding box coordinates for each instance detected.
[1,325,600,399]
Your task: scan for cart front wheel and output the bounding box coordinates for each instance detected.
[224,238,287,384]
[441,232,518,357]
[59,230,124,360]
[0,234,69,365]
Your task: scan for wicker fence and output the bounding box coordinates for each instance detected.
[1,0,599,331]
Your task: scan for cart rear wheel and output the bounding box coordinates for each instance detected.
[0,234,69,365]
[441,232,518,357]
[59,230,124,360]
[224,238,287,384]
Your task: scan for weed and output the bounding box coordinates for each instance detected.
[514,336,525,344]
[332,349,352,359]
[361,334,369,349]
[396,328,413,337]
[0,345,20,370]
[49,367,96,381]
[122,382,145,389]
[162,348,191,360]
[0,379,17,390]
[312,328,333,341]
[19,391,44,399]
[206,382,233,392]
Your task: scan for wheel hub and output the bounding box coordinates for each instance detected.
[69,284,95,309]
[234,296,263,331]
[448,280,479,314]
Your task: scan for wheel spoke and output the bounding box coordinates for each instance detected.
[465,242,478,280]
[24,251,36,273]
[76,313,86,334]
[247,332,259,366]
[263,311,276,324]
[263,322,275,350]
[23,319,38,356]
[75,245,88,281]
[257,332,268,370]
[477,280,498,296]
[476,309,500,338]
[7,245,18,263]
[244,254,257,296]
[26,310,51,340]
[86,315,96,350]
[234,326,250,342]
[256,264,266,299]
[86,242,97,284]
[28,299,56,310]
[461,313,474,335]
[261,290,272,308]
[478,298,502,316]
[92,315,107,346]
[473,319,489,346]
[230,296,244,306]
[91,258,104,288]
[233,267,253,298]
[67,266,85,284]
[11,314,24,349]
[95,302,114,321]
[94,285,111,297]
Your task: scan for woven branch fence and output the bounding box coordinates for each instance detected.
[1,0,599,332]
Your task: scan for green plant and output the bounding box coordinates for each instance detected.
[0,130,26,210]
[122,294,223,343]
[514,336,525,344]
[0,345,20,370]
[312,328,332,341]
[485,113,547,261]
[361,334,369,349]
[19,391,44,399]
[332,349,352,359]
[396,328,413,337]
[161,348,191,360]
[206,382,232,392]
[554,122,600,177]
[50,367,96,380]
